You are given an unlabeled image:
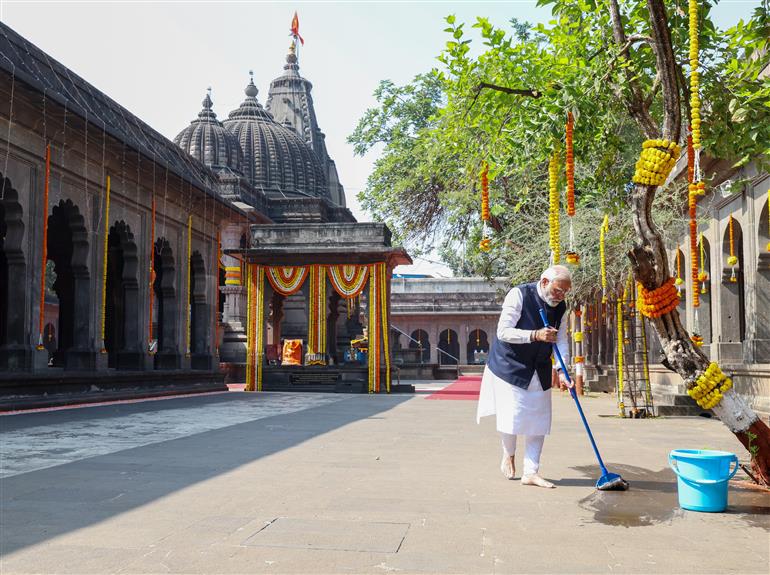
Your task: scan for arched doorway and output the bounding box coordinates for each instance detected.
[105,221,142,369]
[47,199,93,369]
[153,238,179,369]
[0,176,30,369]
[695,236,713,346]
[189,250,210,369]
[409,329,430,363]
[467,328,490,364]
[756,199,770,361]
[720,216,745,347]
[438,328,459,365]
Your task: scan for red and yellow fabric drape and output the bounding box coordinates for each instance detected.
[306,265,327,365]
[266,266,308,295]
[245,264,265,391]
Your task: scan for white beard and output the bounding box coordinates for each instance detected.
[543,294,559,307]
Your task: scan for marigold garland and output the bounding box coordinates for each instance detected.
[566,112,575,217]
[328,265,369,299]
[37,144,51,351]
[548,150,560,263]
[687,134,700,309]
[566,251,580,265]
[600,215,609,303]
[617,297,625,417]
[691,334,704,347]
[689,0,702,151]
[574,355,585,364]
[675,250,684,288]
[636,278,680,318]
[266,266,309,295]
[632,139,681,187]
[480,162,491,252]
[573,331,583,343]
[728,215,738,282]
[99,175,111,354]
[698,235,709,293]
[687,362,733,410]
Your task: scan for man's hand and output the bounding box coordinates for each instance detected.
[558,370,573,389]
[533,327,558,343]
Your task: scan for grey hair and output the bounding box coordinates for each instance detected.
[540,265,572,283]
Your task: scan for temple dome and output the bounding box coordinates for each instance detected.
[173,93,243,174]
[222,78,327,199]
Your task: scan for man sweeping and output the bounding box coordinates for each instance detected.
[476,265,572,488]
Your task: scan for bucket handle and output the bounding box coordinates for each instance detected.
[669,453,740,485]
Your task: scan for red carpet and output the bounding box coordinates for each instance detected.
[425,375,482,400]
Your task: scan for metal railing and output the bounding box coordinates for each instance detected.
[390,324,461,380]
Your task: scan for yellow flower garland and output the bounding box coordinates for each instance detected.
[727,215,739,281]
[480,161,491,252]
[689,0,702,151]
[600,215,609,303]
[687,362,733,409]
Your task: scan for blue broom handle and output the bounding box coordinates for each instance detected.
[538,308,609,475]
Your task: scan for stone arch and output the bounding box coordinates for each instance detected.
[438,328,459,366]
[467,328,490,364]
[755,199,770,356]
[0,175,29,369]
[153,237,180,369]
[720,216,745,346]
[189,250,211,368]
[105,221,142,369]
[695,236,713,346]
[48,199,93,369]
[409,329,430,363]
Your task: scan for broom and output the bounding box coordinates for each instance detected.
[539,308,629,491]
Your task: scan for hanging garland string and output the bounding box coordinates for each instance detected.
[600,215,609,303]
[186,214,192,357]
[675,249,684,289]
[245,263,254,391]
[728,215,739,282]
[368,263,381,393]
[266,266,309,295]
[565,112,580,265]
[36,144,51,351]
[99,175,112,353]
[379,263,391,393]
[212,230,220,357]
[148,196,156,352]
[479,161,491,252]
[689,0,702,172]
[548,150,560,264]
[687,133,700,308]
[617,294,625,417]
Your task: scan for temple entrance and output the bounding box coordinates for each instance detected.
[47,199,92,369]
[153,238,179,369]
[467,328,489,364]
[438,328,459,365]
[105,221,141,369]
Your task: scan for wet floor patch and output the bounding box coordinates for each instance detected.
[573,463,770,528]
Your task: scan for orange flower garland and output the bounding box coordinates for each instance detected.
[566,112,575,217]
[479,162,491,252]
[636,278,680,318]
[728,215,738,282]
[675,250,684,289]
[687,134,700,308]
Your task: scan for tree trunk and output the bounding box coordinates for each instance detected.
[620,0,770,486]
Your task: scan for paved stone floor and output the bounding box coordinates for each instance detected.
[1,382,768,574]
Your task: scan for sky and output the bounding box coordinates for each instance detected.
[0,0,762,276]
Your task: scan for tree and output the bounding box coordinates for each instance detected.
[351,0,770,483]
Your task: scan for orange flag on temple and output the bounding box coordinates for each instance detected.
[290,12,305,45]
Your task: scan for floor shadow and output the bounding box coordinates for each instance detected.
[0,392,412,554]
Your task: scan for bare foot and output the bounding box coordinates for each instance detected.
[521,474,555,488]
[500,454,515,480]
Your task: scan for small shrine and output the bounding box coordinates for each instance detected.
[228,223,411,393]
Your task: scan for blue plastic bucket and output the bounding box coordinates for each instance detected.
[669,449,739,512]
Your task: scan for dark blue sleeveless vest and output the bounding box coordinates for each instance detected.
[487,282,566,390]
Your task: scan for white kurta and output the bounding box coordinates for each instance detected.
[476,284,569,436]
